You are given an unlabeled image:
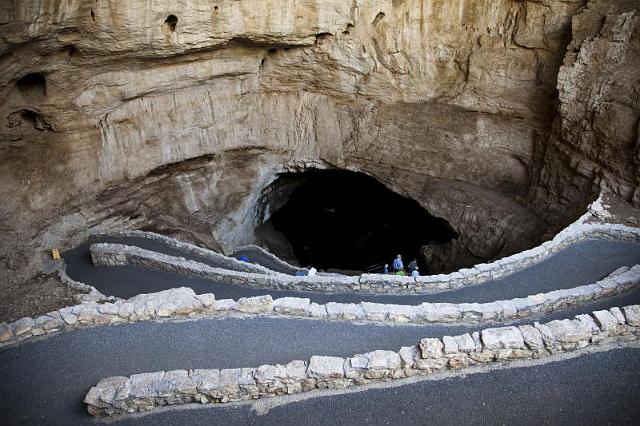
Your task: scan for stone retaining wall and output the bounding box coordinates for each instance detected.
[91,219,640,295]
[233,244,308,275]
[90,243,361,292]
[2,265,638,349]
[84,304,640,418]
[89,230,274,275]
[56,261,114,303]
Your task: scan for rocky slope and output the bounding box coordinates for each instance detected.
[0,0,638,286]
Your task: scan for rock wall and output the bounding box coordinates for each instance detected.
[526,1,640,222]
[1,0,638,285]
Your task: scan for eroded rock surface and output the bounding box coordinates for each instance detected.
[0,0,638,286]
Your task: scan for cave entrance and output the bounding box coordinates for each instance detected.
[256,169,457,273]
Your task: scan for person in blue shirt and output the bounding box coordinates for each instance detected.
[393,254,403,272]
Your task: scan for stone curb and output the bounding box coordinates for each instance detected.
[233,244,308,275]
[88,231,274,275]
[90,220,640,295]
[90,243,360,292]
[83,304,640,418]
[56,261,115,304]
[2,265,638,349]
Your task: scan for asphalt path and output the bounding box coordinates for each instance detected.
[121,347,640,426]
[1,292,639,426]
[4,236,629,424]
[64,239,640,304]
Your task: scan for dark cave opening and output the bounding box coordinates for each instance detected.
[164,15,178,32]
[16,73,46,100]
[258,169,458,273]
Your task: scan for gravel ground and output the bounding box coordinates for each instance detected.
[0,273,79,323]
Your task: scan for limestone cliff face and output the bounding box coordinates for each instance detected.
[527,1,640,222]
[0,0,638,282]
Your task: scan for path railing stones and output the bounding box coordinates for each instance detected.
[89,230,274,275]
[56,261,114,303]
[90,220,640,295]
[83,304,640,418]
[2,265,638,349]
[233,244,308,275]
[90,243,360,291]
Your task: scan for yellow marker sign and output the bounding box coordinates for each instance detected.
[51,249,60,260]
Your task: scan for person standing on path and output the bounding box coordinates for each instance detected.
[393,254,403,272]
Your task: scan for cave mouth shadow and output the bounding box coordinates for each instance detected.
[256,169,458,273]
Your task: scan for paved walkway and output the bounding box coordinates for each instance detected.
[121,347,640,426]
[1,290,640,425]
[1,236,639,424]
[64,238,640,304]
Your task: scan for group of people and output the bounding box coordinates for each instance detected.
[383,254,419,277]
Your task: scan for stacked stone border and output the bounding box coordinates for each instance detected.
[233,243,308,275]
[90,219,640,295]
[56,262,114,303]
[2,264,638,349]
[88,231,276,275]
[83,304,640,418]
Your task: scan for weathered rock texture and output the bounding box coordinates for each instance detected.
[1,0,639,285]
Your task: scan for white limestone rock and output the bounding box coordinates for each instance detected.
[518,324,544,350]
[235,295,273,314]
[254,364,288,383]
[609,307,626,324]
[534,322,557,348]
[592,310,621,332]
[58,307,78,325]
[545,319,592,343]
[481,326,525,350]
[419,338,444,358]
[72,303,100,324]
[129,371,167,399]
[196,293,216,308]
[421,303,461,322]
[622,305,640,326]
[309,302,328,318]
[387,305,419,323]
[398,346,418,368]
[453,333,476,353]
[307,356,345,379]
[214,299,237,311]
[442,336,459,354]
[12,317,34,336]
[84,376,130,407]
[98,303,120,315]
[273,297,311,316]
[365,350,401,370]
[575,314,601,334]
[0,324,13,343]
[128,287,203,317]
[325,302,361,320]
[360,302,388,321]
[190,369,221,394]
[284,360,308,380]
